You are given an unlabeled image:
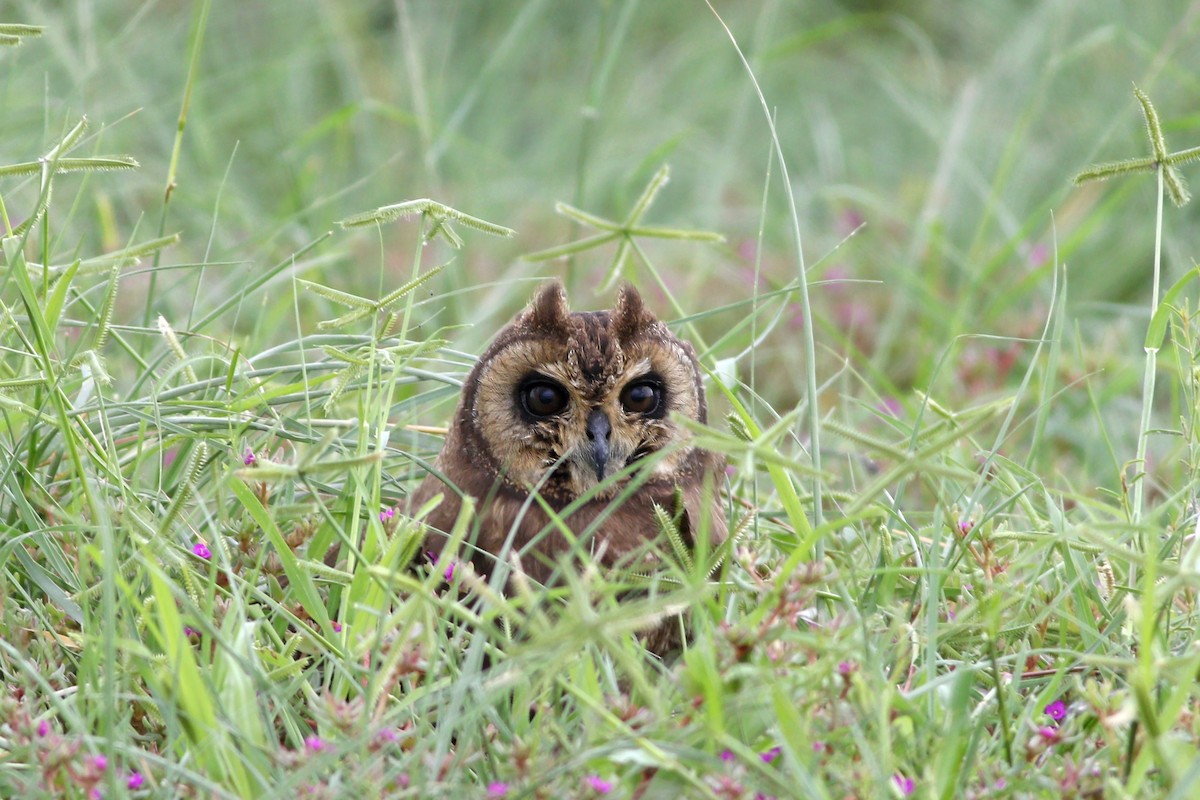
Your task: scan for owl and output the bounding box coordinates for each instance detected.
[411,281,726,648]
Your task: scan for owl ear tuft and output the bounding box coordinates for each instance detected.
[526,280,571,332]
[612,283,655,342]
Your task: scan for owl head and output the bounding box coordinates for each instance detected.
[459,281,708,502]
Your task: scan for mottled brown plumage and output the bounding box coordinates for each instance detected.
[411,282,726,650]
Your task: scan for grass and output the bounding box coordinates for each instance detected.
[4,1,1200,797]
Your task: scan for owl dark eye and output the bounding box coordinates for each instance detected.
[520,379,569,418]
[620,380,662,415]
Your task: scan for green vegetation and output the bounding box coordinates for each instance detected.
[4,2,1200,797]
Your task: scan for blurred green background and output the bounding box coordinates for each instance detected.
[6,1,1200,444]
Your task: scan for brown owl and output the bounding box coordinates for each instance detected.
[411,281,726,648]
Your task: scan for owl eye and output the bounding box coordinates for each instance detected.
[620,380,662,415]
[520,379,569,417]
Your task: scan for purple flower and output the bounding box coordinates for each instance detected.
[1045,700,1067,721]
[91,755,108,772]
[837,661,854,675]
[1036,726,1061,746]
[584,775,613,794]
[191,542,211,560]
[444,560,457,582]
[838,208,866,236]
[184,626,200,639]
[760,746,782,763]
[486,783,509,798]
[127,772,145,790]
[304,735,327,753]
[878,397,902,418]
[36,719,49,737]
[332,622,343,633]
[243,448,257,466]
[379,507,396,523]
[719,749,734,762]
[1028,242,1049,268]
[893,774,914,795]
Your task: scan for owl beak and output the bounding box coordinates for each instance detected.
[584,409,612,483]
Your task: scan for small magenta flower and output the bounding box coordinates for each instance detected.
[719,749,734,762]
[760,746,782,763]
[1035,726,1062,746]
[379,507,396,523]
[486,782,509,798]
[584,775,613,794]
[191,542,211,560]
[838,208,866,236]
[893,774,915,795]
[304,735,327,753]
[332,621,343,633]
[36,719,49,737]
[444,560,457,582]
[1028,242,1049,267]
[812,741,826,753]
[127,772,145,790]
[1045,700,1067,721]
[243,448,257,466]
[90,755,108,772]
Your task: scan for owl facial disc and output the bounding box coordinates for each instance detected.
[464,281,707,502]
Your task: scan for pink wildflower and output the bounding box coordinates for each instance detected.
[585,775,613,794]
[1045,700,1067,721]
